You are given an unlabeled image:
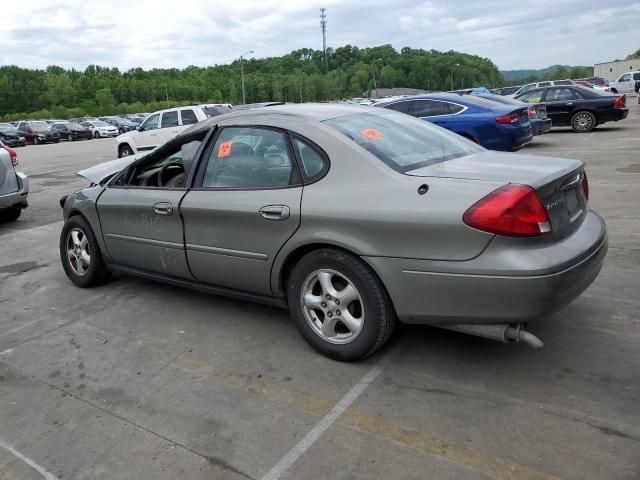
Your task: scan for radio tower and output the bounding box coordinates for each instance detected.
[320,8,327,71]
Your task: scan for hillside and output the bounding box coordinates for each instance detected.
[501,65,592,82]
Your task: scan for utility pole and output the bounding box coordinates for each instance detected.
[320,8,327,71]
[240,50,253,104]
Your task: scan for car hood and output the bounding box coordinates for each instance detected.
[77,153,147,183]
[405,150,583,189]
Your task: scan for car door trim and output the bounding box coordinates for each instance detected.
[185,243,268,261]
[105,233,183,250]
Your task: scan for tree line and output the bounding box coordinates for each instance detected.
[0,45,507,120]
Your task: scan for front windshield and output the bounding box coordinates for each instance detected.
[30,121,51,130]
[93,120,111,127]
[0,124,17,132]
[67,122,83,129]
[324,111,483,173]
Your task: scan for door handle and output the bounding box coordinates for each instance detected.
[153,202,173,215]
[259,205,290,221]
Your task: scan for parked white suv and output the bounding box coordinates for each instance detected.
[115,104,232,157]
[510,80,577,98]
[608,71,640,94]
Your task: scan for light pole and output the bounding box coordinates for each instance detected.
[450,63,460,91]
[371,59,382,96]
[240,50,253,104]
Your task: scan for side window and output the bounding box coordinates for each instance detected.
[410,100,450,117]
[449,103,465,114]
[292,137,327,180]
[128,138,203,188]
[553,80,572,86]
[384,101,410,114]
[518,90,543,103]
[619,74,631,82]
[547,88,576,101]
[519,84,535,94]
[538,82,551,87]
[633,73,640,81]
[141,114,159,131]
[202,127,293,189]
[160,111,178,128]
[180,109,198,125]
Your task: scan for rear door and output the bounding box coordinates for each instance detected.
[180,126,303,295]
[409,100,452,126]
[544,88,580,125]
[158,110,182,146]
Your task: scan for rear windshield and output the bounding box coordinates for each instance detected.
[203,105,233,117]
[324,111,483,173]
[30,121,50,130]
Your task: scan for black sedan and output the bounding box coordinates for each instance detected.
[515,85,628,132]
[51,122,92,141]
[0,124,26,147]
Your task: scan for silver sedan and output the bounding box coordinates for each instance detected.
[59,104,607,361]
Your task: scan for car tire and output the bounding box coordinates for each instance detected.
[0,206,21,222]
[59,215,111,288]
[287,248,396,361]
[610,88,618,94]
[571,111,596,133]
[33,137,39,145]
[94,131,100,138]
[67,134,73,142]
[118,144,134,157]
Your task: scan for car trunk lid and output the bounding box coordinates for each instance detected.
[406,151,587,233]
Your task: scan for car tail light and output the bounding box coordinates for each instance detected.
[3,146,18,166]
[463,184,551,237]
[613,95,625,108]
[581,171,589,200]
[495,114,519,124]
[527,106,537,119]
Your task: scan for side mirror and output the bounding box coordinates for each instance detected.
[136,125,142,131]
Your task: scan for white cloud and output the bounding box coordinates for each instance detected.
[1,0,639,70]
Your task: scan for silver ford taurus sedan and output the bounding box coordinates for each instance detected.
[59,104,607,361]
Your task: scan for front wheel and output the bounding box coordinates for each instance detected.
[287,248,396,361]
[571,111,596,133]
[33,137,40,145]
[118,144,134,157]
[67,134,73,142]
[60,216,110,287]
[94,131,100,138]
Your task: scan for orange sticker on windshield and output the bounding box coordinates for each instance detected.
[218,141,233,158]
[360,128,384,140]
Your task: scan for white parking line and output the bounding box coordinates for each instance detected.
[260,344,401,480]
[0,438,59,479]
[583,133,594,142]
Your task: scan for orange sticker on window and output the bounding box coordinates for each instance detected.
[360,128,384,140]
[218,141,233,158]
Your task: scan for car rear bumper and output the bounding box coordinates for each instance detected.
[0,170,29,210]
[364,210,607,325]
[598,108,628,123]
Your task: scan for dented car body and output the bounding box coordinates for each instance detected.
[59,104,607,360]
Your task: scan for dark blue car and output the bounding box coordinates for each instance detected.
[375,93,533,151]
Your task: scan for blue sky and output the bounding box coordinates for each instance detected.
[2,0,639,70]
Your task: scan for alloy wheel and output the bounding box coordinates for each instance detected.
[65,227,91,276]
[573,113,593,132]
[300,269,365,344]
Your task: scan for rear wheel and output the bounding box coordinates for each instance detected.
[118,144,134,157]
[287,248,396,361]
[60,216,110,287]
[0,206,21,222]
[94,131,100,138]
[571,111,596,133]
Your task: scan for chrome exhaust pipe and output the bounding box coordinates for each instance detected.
[439,323,544,349]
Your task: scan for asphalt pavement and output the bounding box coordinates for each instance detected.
[1,108,639,480]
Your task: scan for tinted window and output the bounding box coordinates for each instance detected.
[202,127,293,188]
[293,137,326,179]
[449,103,465,114]
[553,80,572,85]
[619,74,631,82]
[547,88,577,101]
[384,101,410,114]
[141,114,159,131]
[410,100,451,117]
[538,82,551,87]
[324,111,483,173]
[180,109,198,125]
[633,73,640,80]
[161,111,178,128]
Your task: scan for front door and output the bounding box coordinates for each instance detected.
[136,113,161,152]
[181,126,303,295]
[96,143,195,278]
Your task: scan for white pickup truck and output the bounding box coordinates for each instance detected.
[608,71,640,94]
